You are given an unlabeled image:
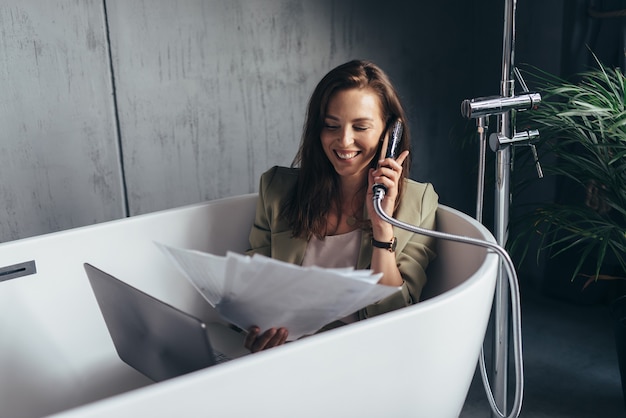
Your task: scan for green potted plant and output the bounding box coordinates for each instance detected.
[511,56,626,405]
[512,57,626,290]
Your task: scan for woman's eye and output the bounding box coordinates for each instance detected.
[354,126,368,131]
[324,124,339,130]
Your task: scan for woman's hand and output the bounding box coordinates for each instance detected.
[367,150,409,234]
[244,326,289,353]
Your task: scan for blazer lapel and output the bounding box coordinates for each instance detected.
[271,230,308,265]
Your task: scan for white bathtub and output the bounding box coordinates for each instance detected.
[0,193,498,418]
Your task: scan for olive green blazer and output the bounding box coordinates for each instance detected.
[247,166,438,321]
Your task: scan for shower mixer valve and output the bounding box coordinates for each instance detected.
[490,130,544,178]
[462,67,543,178]
[460,92,541,119]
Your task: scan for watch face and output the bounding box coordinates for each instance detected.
[391,237,397,251]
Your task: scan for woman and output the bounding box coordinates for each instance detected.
[244,60,438,352]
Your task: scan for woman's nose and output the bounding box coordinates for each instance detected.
[337,127,354,146]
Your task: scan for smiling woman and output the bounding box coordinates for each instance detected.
[243,60,440,352]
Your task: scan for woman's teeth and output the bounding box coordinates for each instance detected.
[336,151,358,160]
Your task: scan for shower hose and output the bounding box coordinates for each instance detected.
[373,188,524,418]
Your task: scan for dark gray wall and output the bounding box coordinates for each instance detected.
[1,0,584,245]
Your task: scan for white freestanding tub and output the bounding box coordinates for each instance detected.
[0,194,498,418]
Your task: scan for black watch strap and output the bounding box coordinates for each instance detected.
[372,236,397,252]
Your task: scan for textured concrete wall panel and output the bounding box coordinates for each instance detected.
[0,1,123,241]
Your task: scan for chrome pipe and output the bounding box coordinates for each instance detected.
[493,0,517,416]
[476,117,488,223]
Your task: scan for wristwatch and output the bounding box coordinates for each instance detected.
[372,236,397,252]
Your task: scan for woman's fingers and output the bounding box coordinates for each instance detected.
[373,150,409,186]
[252,327,277,352]
[245,326,289,353]
[275,327,289,346]
[244,326,261,351]
[392,150,410,167]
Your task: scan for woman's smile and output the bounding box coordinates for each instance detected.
[334,150,360,160]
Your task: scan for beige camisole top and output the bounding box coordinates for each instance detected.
[301,229,362,323]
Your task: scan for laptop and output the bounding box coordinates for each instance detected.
[83,263,249,382]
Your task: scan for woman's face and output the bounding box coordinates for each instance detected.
[320,88,385,183]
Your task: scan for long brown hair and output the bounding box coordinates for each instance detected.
[287,60,411,239]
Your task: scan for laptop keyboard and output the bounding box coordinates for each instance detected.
[213,350,232,364]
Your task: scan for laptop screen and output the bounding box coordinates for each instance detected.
[84,263,218,382]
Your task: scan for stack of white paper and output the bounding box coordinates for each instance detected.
[156,242,400,340]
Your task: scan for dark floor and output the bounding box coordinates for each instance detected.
[460,282,625,418]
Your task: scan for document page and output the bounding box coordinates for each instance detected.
[156,242,400,340]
